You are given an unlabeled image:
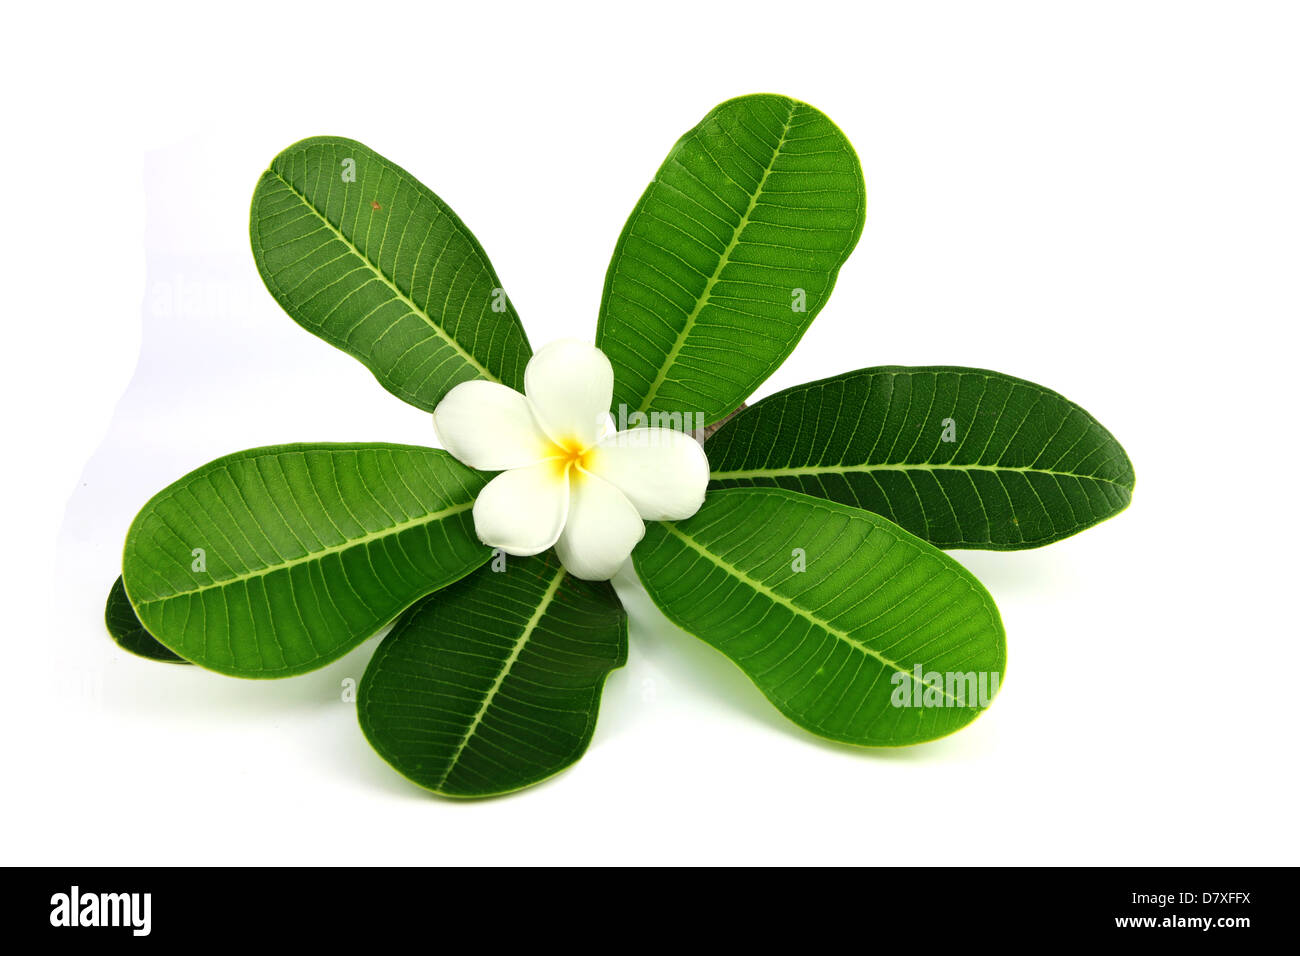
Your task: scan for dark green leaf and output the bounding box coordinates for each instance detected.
[634,488,1005,746]
[597,94,865,425]
[122,443,489,678]
[104,576,189,664]
[251,136,531,411]
[359,553,627,798]
[707,366,1135,549]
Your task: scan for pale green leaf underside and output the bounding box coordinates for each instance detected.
[359,553,627,798]
[708,366,1135,550]
[634,488,1005,746]
[251,136,531,412]
[105,576,189,664]
[597,94,865,424]
[122,444,489,678]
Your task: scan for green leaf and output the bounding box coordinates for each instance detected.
[597,94,866,425]
[358,553,627,798]
[250,136,531,411]
[121,443,490,678]
[104,576,189,664]
[707,366,1135,550]
[633,488,1005,746]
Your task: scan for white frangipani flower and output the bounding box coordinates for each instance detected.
[433,339,710,581]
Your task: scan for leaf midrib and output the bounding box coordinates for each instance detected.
[710,461,1132,488]
[636,101,797,413]
[135,501,475,607]
[658,521,966,705]
[437,566,567,789]
[266,167,498,383]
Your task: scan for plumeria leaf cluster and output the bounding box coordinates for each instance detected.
[108,94,1134,798]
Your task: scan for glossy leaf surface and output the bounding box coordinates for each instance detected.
[251,136,530,411]
[122,444,489,677]
[105,576,189,664]
[634,488,1005,745]
[359,553,627,797]
[708,366,1135,549]
[597,94,865,424]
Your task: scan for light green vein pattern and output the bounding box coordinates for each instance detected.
[597,94,866,424]
[707,366,1135,550]
[122,443,490,678]
[634,488,1005,746]
[358,553,627,798]
[250,136,531,412]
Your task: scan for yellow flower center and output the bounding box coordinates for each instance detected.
[548,438,593,480]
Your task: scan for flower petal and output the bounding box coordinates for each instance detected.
[554,470,645,580]
[587,427,710,520]
[472,461,569,556]
[524,339,614,451]
[433,380,556,471]
[598,411,617,441]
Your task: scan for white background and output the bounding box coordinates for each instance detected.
[2,1,1296,865]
